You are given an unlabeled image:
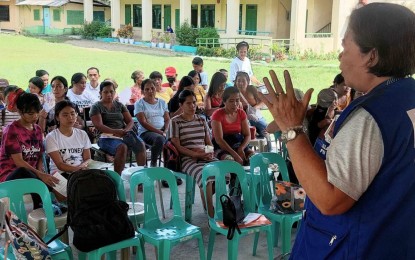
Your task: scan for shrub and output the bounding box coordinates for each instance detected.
[197,27,220,48]
[176,20,199,47]
[81,21,112,39]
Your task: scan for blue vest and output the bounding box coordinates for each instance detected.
[291,78,415,259]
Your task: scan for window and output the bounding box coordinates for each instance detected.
[0,5,10,22]
[201,5,215,27]
[125,4,131,25]
[133,4,142,27]
[93,11,104,22]
[152,5,161,29]
[67,10,84,25]
[33,9,40,21]
[191,5,198,28]
[53,9,60,21]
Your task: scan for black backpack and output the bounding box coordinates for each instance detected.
[47,169,135,252]
[163,140,181,172]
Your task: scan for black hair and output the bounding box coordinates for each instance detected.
[50,76,68,89]
[141,78,156,91]
[16,93,42,113]
[207,72,227,97]
[235,71,250,83]
[219,69,228,73]
[333,74,344,85]
[99,80,115,93]
[188,70,201,83]
[177,76,194,92]
[54,100,77,127]
[222,87,240,103]
[149,71,163,81]
[4,85,19,98]
[236,41,249,51]
[348,3,415,77]
[29,76,44,91]
[71,73,86,86]
[35,69,49,77]
[178,89,196,104]
[192,57,204,66]
[87,67,100,74]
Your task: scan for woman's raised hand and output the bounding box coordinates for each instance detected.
[258,70,313,131]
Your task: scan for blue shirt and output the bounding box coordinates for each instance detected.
[134,98,168,136]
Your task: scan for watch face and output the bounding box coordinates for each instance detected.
[287,129,296,140]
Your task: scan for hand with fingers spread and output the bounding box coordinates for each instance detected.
[258,70,313,132]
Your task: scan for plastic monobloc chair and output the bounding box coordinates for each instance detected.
[77,170,144,260]
[273,132,288,160]
[202,161,274,260]
[130,167,205,260]
[0,179,72,260]
[250,153,302,255]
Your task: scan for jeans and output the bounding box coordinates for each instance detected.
[140,131,166,166]
[249,117,272,152]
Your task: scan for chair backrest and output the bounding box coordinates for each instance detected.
[0,179,57,238]
[250,152,290,207]
[273,132,288,160]
[202,161,252,221]
[129,167,181,225]
[105,170,127,202]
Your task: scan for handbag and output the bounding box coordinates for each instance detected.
[4,210,51,260]
[270,181,306,214]
[220,190,245,240]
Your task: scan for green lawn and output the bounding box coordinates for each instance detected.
[0,34,341,123]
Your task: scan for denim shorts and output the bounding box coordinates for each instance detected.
[98,131,145,156]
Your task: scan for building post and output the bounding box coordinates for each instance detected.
[179,0,191,26]
[331,0,357,51]
[289,0,307,51]
[111,0,120,37]
[225,0,240,37]
[142,0,152,41]
[84,0,94,23]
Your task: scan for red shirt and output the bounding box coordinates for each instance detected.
[0,121,44,182]
[211,108,247,137]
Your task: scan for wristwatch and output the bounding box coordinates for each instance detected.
[281,126,306,143]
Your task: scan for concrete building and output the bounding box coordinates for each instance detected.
[0,0,110,35]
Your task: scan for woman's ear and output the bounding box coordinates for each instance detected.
[367,48,379,67]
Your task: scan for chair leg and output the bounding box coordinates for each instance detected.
[157,180,166,219]
[253,232,259,256]
[228,237,239,260]
[197,233,206,260]
[207,229,216,260]
[265,229,274,260]
[273,220,281,248]
[281,218,293,255]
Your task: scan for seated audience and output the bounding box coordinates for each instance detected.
[39,76,83,133]
[134,79,170,167]
[0,92,60,207]
[170,90,215,216]
[204,72,226,117]
[36,69,52,94]
[308,74,348,145]
[192,57,209,90]
[67,72,97,111]
[234,71,267,138]
[211,87,254,165]
[162,67,179,91]
[45,100,91,178]
[90,81,146,174]
[124,70,144,105]
[28,76,45,104]
[188,70,206,109]
[168,76,195,117]
[2,86,23,127]
[85,67,101,102]
[149,71,173,103]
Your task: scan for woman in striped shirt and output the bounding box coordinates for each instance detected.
[170,90,216,217]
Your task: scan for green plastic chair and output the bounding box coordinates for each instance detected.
[169,171,196,222]
[202,161,274,260]
[77,170,144,260]
[273,132,288,160]
[130,167,206,260]
[0,179,72,260]
[250,153,302,255]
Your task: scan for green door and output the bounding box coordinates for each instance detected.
[175,9,180,29]
[164,5,171,31]
[125,4,131,25]
[93,11,105,22]
[245,4,257,35]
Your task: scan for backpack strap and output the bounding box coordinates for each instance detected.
[45,223,69,245]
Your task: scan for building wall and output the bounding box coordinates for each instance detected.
[307,0,331,33]
[3,3,109,33]
[0,0,20,32]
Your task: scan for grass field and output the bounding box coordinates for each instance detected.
[0,34,341,123]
